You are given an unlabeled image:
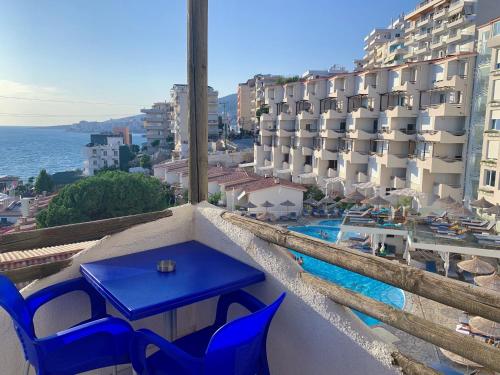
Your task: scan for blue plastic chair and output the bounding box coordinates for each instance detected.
[0,275,133,375]
[131,290,286,375]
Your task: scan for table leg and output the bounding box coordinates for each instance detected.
[165,309,177,341]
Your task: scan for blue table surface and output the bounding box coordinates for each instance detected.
[80,240,265,320]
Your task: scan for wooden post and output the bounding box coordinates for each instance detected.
[221,212,500,323]
[391,352,441,375]
[303,273,500,373]
[187,0,208,203]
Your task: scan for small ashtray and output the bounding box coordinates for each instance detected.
[157,259,176,273]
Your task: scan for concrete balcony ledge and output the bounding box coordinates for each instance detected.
[301,146,313,156]
[384,105,418,118]
[378,129,416,141]
[422,103,466,117]
[432,75,466,90]
[347,129,377,140]
[260,113,275,122]
[260,128,277,137]
[349,107,378,119]
[296,129,319,138]
[281,145,290,153]
[340,150,369,164]
[416,156,464,174]
[297,111,319,122]
[277,129,295,138]
[322,109,346,120]
[314,149,338,160]
[391,176,406,189]
[278,112,295,121]
[320,129,345,138]
[433,183,462,201]
[263,144,273,152]
[417,130,466,143]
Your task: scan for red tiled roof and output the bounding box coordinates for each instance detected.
[223,176,307,193]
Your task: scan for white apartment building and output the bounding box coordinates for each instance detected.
[356,0,498,71]
[141,102,172,147]
[477,18,500,205]
[170,84,219,159]
[356,16,407,70]
[254,53,475,204]
[83,134,124,176]
[403,0,497,63]
[237,74,280,134]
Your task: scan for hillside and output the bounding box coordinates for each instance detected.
[218,93,237,125]
[62,114,145,133]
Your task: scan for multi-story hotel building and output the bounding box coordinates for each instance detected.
[170,84,219,159]
[252,0,500,204]
[476,18,500,204]
[254,53,475,204]
[237,74,280,134]
[141,102,173,147]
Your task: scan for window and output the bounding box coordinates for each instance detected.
[328,160,338,170]
[487,141,499,159]
[492,118,500,130]
[493,80,500,101]
[305,155,312,165]
[484,170,496,187]
[103,151,107,156]
[493,21,500,37]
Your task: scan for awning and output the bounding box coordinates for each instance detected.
[238,162,255,168]
[258,165,274,171]
[276,169,292,174]
[324,177,344,184]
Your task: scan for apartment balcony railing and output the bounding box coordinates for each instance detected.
[433,183,462,201]
[433,7,448,20]
[339,150,369,164]
[322,108,346,119]
[314,149,338,161]
[377,129,416,141]
[346,129,377,140]
[296,129,319,138]
[414,32,432,42]
[373,153,408,168]
[276,128,295,137]
[416,155,464,173]
[320,129,345,138]
[391,175,407,189]
[417,130,466,143]
[421,102,466,117]
[384,105,418,118]
[432,23,447,35]
[348,106,378,119]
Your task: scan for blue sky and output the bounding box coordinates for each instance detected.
[0,0,416,125]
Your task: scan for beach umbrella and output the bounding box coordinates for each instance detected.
[261,200,274,213]
[474,273,500,291]
[345,190,365,203]
[389,188,423,198]
[361,195,390,207]
[304,198,319,207]
[439,349,482,368]
[241,201,257,210]
[457,256,496,275]
[447,204,473,218]
[470,316,500,338]
[470,197,494,209]
[280,200,295,215]
[485,204,500,216]
[319,196,337,205]
[434,195,457,207]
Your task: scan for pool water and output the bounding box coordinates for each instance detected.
[288,220,405,327]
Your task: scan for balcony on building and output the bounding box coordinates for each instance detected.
[420,87,467,117]
[347,95,378,118]
[416,154,464,174]
[433,182,463,201]
[381,91,418,118]
[377,127,416,142]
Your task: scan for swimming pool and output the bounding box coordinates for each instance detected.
[288,220,405,327]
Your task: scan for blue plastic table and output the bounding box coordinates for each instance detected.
[80,240,266,333]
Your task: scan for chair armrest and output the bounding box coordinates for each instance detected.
[131,329,201,375]
[36,317,133,354]
[25,277,106,319]
[214,289,266,327]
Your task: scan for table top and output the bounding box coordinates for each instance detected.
[80,240,265,320]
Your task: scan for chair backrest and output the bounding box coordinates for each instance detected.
[204,292,285,375]
[0,275,37,364]
[0,275,34,337]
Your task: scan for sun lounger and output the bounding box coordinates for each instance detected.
[468,221,495,232]
[346,208,371,217]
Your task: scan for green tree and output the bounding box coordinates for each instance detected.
[305,185,325,202]
[151,139,160,148]
[34,169,54,194]
[208,191,222,205]
[37,171,169,228]
[140,154,152,169]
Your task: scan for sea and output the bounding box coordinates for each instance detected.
[0,126,144,182]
